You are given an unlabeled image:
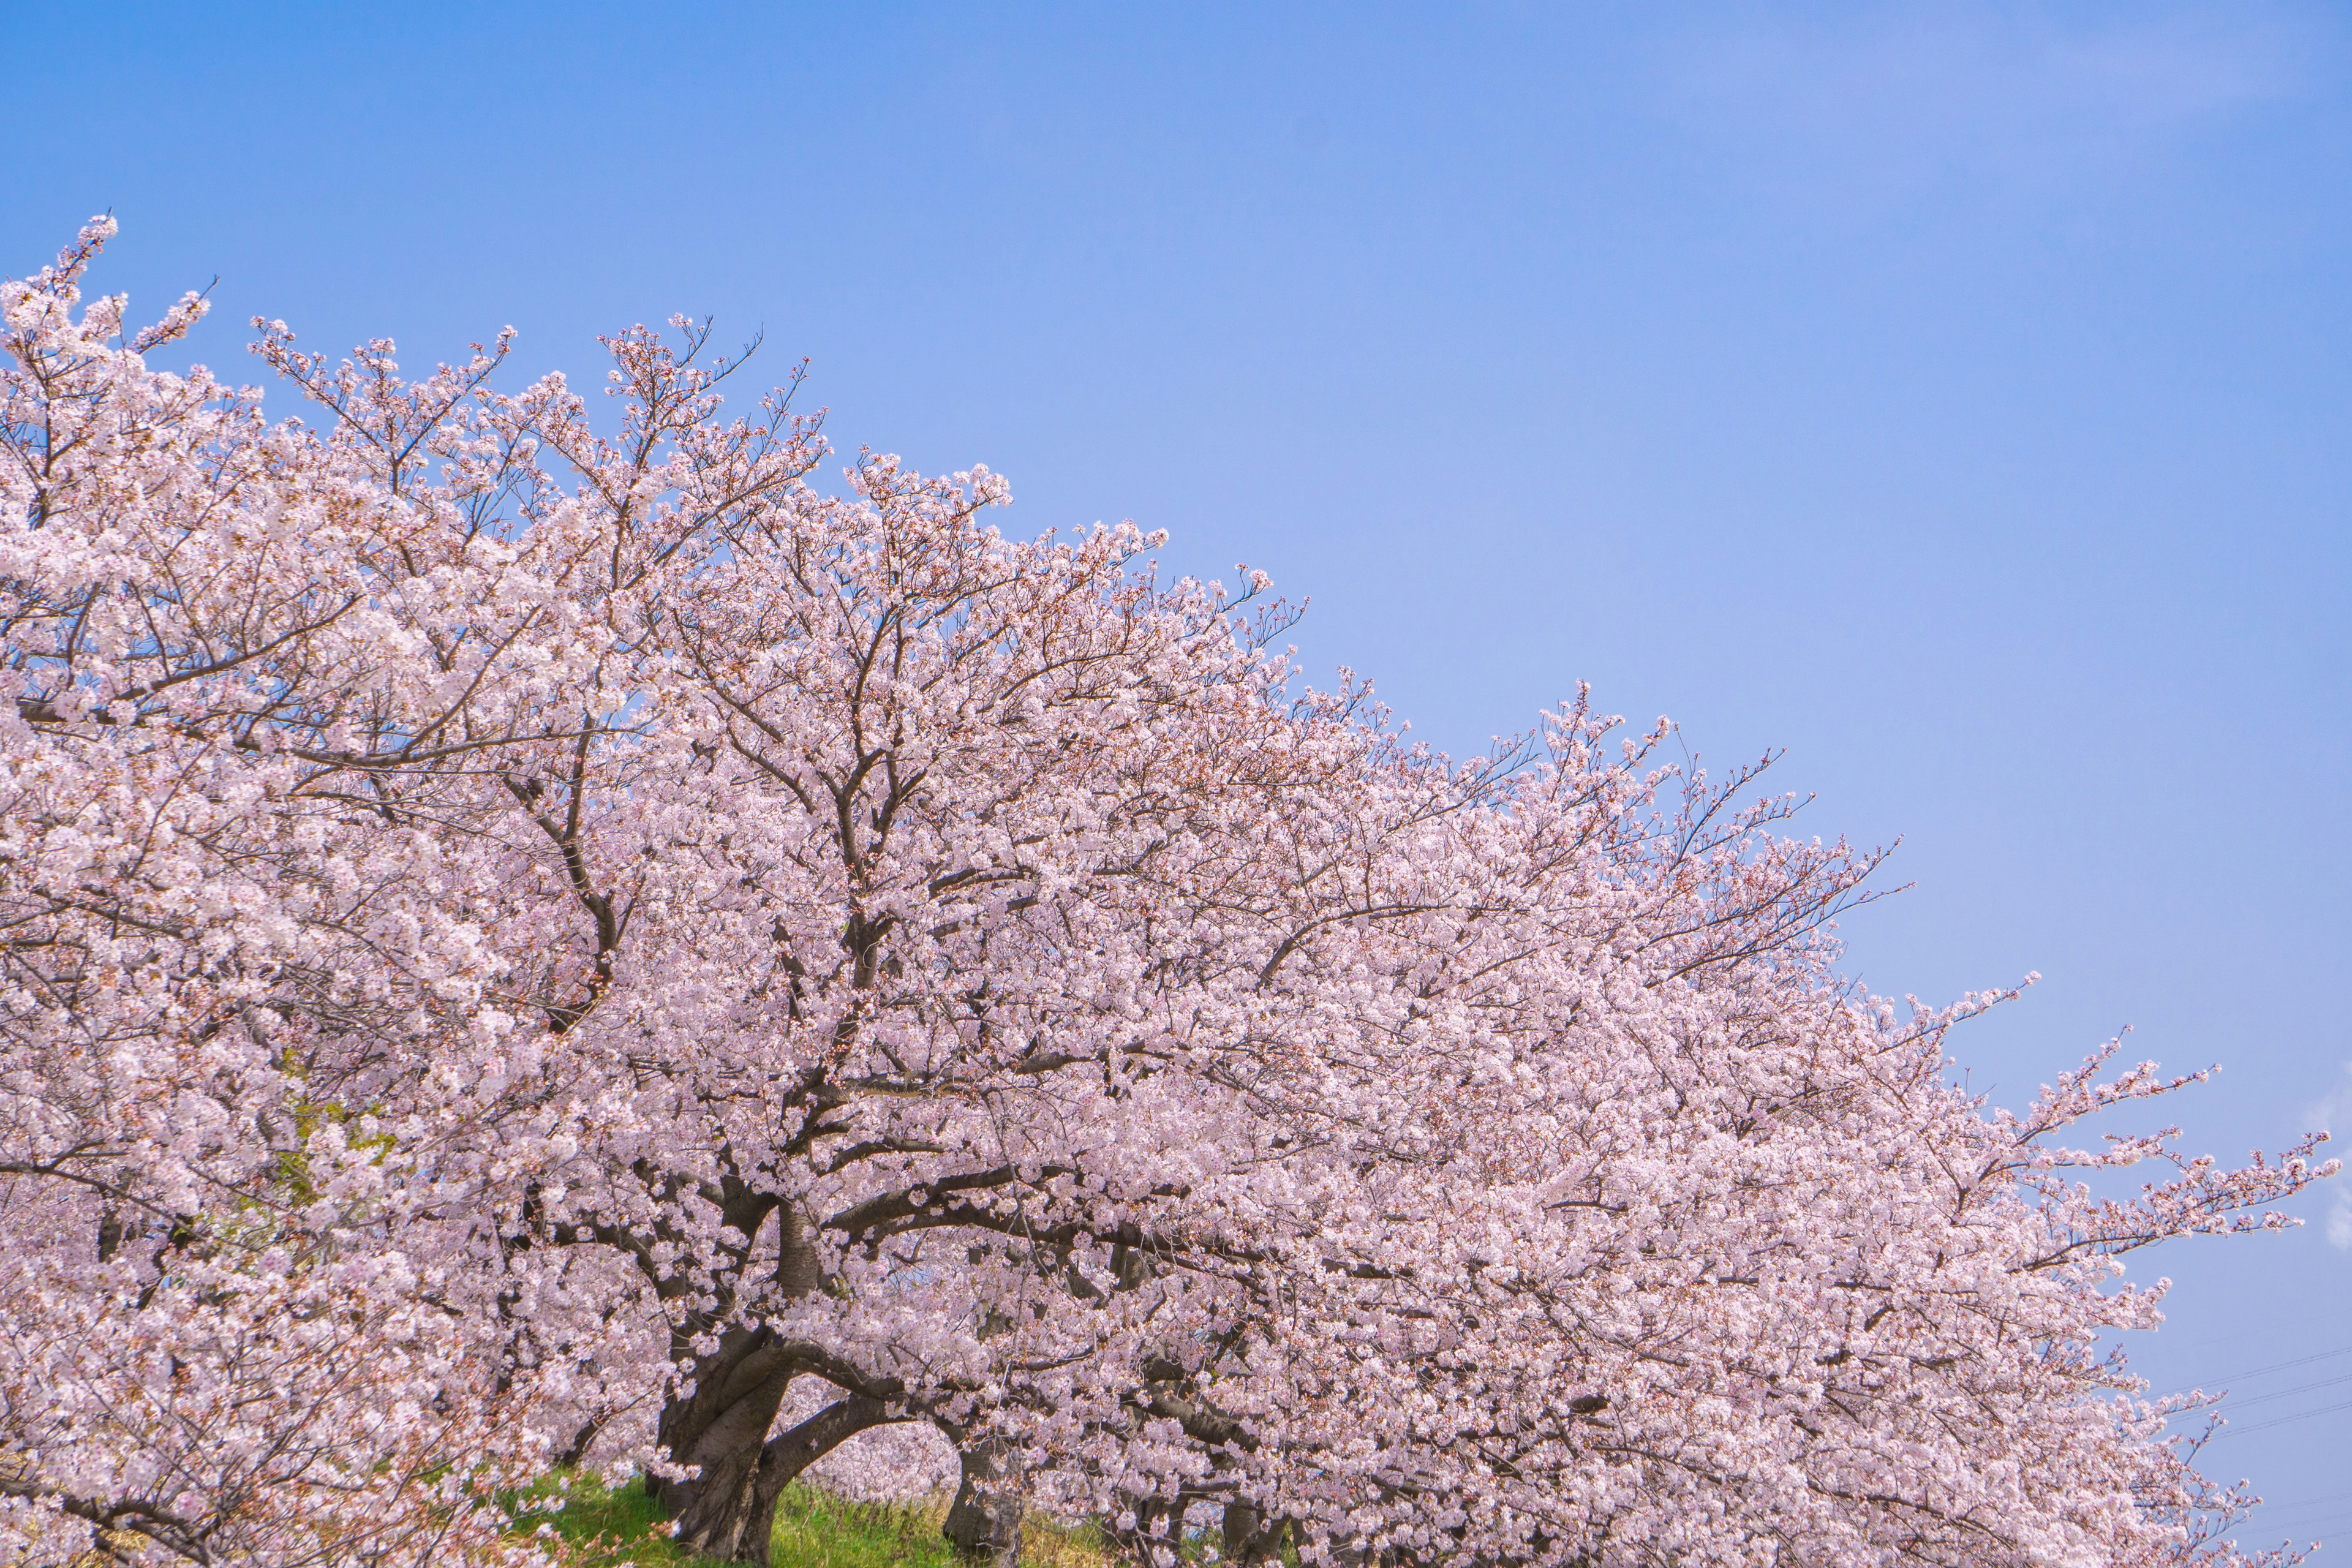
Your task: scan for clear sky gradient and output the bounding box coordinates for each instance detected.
[7,0,2349,1536]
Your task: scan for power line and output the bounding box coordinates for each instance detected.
[2146,1363,2352,1425]
[2157,1343,2352,1398]
[2205,1492,2352,1544]
[2210,1370,2352,1414]
[2252,1502,2352,1524]
[2211,1394,2352,1440]
[2244,1491,2352,1519]
[2243,1512,2352,1543]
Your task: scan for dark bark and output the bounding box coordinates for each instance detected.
[1106,1495,1178,1564]
[648,1204,869,1564]
[658,1335,794,1559]
[1221,1499,1287,1566]
[941,1432,1023,1566]
[669,1393,895,1566]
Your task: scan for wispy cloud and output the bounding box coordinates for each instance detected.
[1654,7,2318,213]
[2315,1065,2352,1249]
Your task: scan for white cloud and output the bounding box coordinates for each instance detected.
[1654,7,2318,213]
[2315,1065,2352,1250]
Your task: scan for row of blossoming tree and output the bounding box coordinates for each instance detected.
[0,219,2332,1568]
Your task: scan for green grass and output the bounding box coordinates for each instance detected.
[522,1473,1120,1568]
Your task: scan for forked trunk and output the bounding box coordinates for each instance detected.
[661,1381,894,1564]
[1221,1499,1286,1566]
[941,1431,1025,1566]
[646,1207,896,1564]
[648,1321,793,1560]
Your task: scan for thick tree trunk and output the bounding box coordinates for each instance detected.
[1105,1496,1177,1564]
[941,1432,1024,1566]
[667,1389,895,1565]
[1221,1499,1285,1566]
[655,1330,794,1560]
[647,1204,880,1564]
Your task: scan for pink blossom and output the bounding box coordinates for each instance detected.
[0,220,2332,1568]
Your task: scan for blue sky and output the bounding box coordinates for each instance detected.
[8,0,2350,1536]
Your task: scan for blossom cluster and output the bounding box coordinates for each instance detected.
[0,220,2329,1568]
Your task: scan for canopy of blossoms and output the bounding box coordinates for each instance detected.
[0,220,2331,1568]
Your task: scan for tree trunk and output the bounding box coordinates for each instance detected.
[648,1204,863,1564]
[668,1392,896,1565]
[655,1327,795,1559]
[941,1432,1024,1566]
[1106,1495,1178,1564]
[1222,1499,1286,1566]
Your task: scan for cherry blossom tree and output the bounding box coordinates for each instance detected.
[0,219,582,1567]
[1,219,2332,1568]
